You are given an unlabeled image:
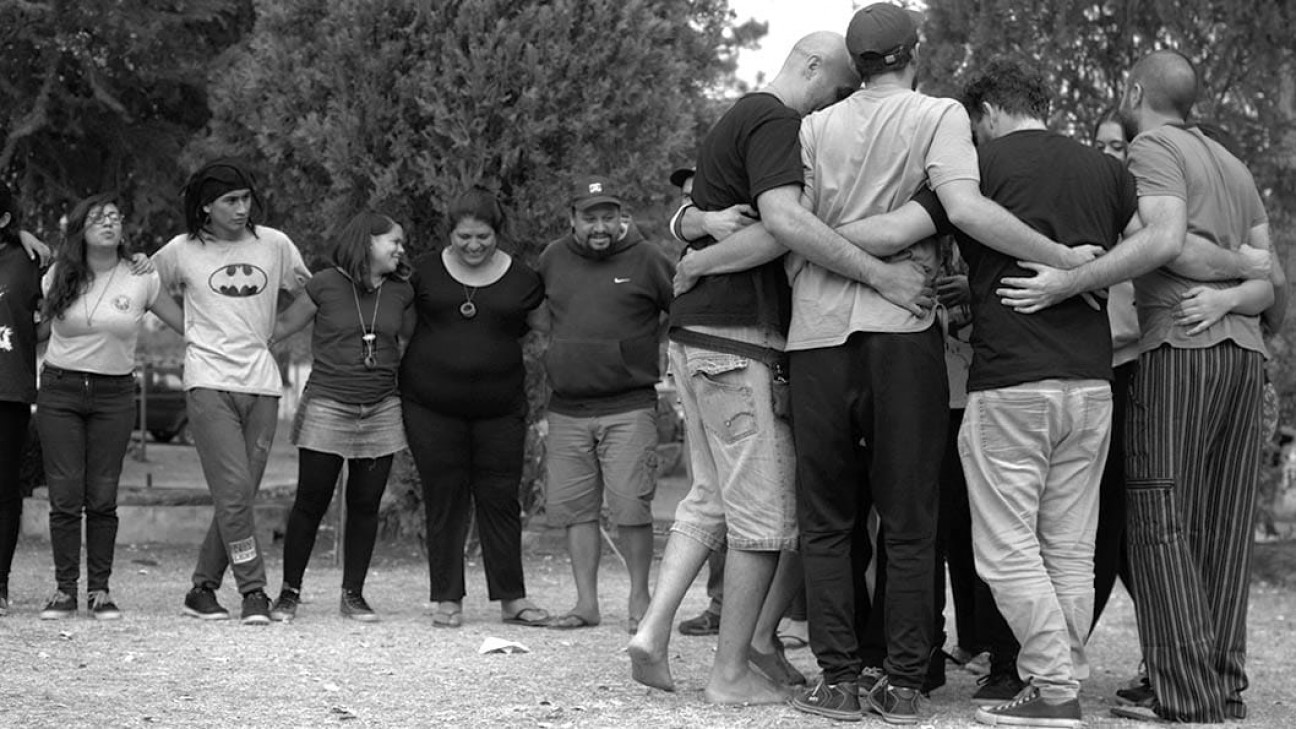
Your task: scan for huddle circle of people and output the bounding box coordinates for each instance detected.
[0,4,1283,727]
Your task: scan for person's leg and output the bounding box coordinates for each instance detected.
[680,546,725,635]
[281,449,345,590]
[402,399,470,606]
[1126,346,1230,722]
[340,455,393,593]
[82,375,137,597]
[707,548,786,704]
[942,408,980,655]
[467,410,527,603]
[185,389,276,596]
[754,550,801,652]
[1092,362,1134,629]
[545,410,604,624]
[1193,348,1263,721]
[1036,382,1111,696]
[35,372,88,598]
[791,342,866,686]
[868,328,946,692]
[629,342,729,690]
[961,385,1079,700]
[596,407,659,625]
[0,402,31,603]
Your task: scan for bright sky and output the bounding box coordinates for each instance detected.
[729,0,863,87]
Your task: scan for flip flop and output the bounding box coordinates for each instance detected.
[502,607,552,627]
[548,613,600,630]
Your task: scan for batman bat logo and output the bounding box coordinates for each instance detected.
[208,263,269,298]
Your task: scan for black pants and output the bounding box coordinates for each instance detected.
[0,402,30,592]
[1092,361,1136,629]
[281,448,393,593]
[793,327,947,688]
[403,398,527,602]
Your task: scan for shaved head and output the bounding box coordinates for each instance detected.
[1130,50,1198,120]
[782,31,852,75]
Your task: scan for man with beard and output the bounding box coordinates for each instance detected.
[997,49,1286,723]
[538,176,674,634]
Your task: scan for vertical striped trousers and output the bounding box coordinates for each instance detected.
[1125,342,1263,722]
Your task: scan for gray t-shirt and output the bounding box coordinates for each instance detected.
[787,86,980,350]
[153,226,310,396]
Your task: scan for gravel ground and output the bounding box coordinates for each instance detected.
[1,540,1293,728]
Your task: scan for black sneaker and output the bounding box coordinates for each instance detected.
[1115,674,1155,708]
[88,590,122,620]
[790,677,862,721]
[972,670,1028,707]
[270,588,300,622]
[340,590,379,622]
[866,676,925,725]
[183,586,230,620]
[974,685,1082,728]
[40,590,77,620]
[241,590,271,625]
[677,609,720,636]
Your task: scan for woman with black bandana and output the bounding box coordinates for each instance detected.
[151,160,311,625]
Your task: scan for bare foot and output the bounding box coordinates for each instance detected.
[704,669,793,706]
[628,636,675,692]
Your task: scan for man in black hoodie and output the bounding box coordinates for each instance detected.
[537,175,674,632]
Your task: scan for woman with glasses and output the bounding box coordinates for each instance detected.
[400,187,551,629]
[266,211,414,622]
[35,193,183,620]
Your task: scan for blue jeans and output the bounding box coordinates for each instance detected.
[187,389,279,594]
[36,366,136,593]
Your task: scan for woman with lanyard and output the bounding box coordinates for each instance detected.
[400,187,551,629]
[36,193,184,620]
[267,211,414,622]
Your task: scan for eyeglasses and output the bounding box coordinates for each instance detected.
[87,211,124,227]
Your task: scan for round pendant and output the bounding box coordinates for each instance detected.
[460,300,477,319]
[363,354,377,370]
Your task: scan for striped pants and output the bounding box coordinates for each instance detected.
[1125,343,1262,722]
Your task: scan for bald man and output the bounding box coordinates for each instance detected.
[628,30,900,707]
[998,50,1285,723]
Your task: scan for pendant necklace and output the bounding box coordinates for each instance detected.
[346,269,383,370]
[84,264,120,327]
[460,284,478,319]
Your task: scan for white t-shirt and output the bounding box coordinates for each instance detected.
[43,261,162,376]
[152,226,310,396]
[788,87,981,350]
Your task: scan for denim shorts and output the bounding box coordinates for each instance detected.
[668,341,797,552]
[291,393,406,459]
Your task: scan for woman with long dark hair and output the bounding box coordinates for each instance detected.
[267,211,414,622]
[36,193,183,620]
[400,187,550,628]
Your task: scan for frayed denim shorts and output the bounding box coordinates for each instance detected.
[291,393,406,459]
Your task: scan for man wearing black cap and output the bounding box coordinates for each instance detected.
[537,175,673,633]
[152,159,310,625]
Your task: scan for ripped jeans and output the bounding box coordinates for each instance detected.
[187,388,279,594]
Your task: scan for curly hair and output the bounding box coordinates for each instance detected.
[0,181,21,247]
[961,57,1051,124]
[180,159,263,240]
[44,192,131,320]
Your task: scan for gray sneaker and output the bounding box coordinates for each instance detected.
[241,590,271,625]
[867,676,926,725]
[340,590,379,622]
[791,678,862,721]
[270,588,300,622]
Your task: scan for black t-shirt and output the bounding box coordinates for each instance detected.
[399,253,543,418]
[669,92,800,339]
[946,130,1137,391]
[0,243,41,404]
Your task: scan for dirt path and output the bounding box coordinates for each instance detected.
[1,541,1292,728]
